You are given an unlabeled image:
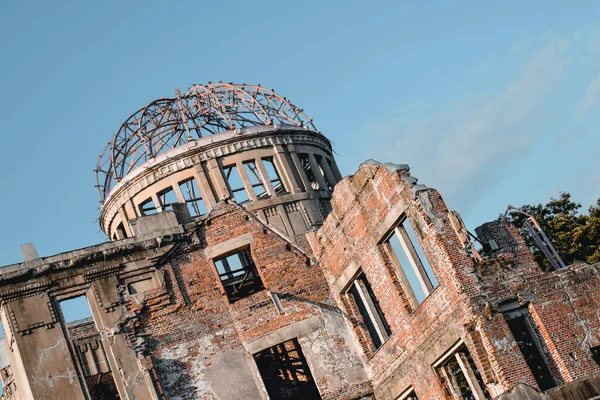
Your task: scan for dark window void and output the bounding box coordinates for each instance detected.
[224,164,250,203]
[591,346,600,367]
[158,187,179,211]
[215,248,264,303]
[263,157,287,195]
[437,345,491,400]
[59,296,93,324]
[243,161,267,199]
[298,153,320,190]
[85,372,120,400]
[139,198,157,216]
[254,338,321,400]
[178,178,206,217]
[503,308,557,391]
[348,272,391,349]
[115,222,127,240]
[386,217,438,305]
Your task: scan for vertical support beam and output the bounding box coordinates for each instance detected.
[308,153,328,191]
[151,193,162,213]
[354,279,389,344]
[88,276,159,400]
[456,352,487,400]
[255,158,276,197]
[396,226,434,294]
[206,159,229,200]
[193,163,217,208]
[288,146,313,193]
[171,181,186,204]
[236,161,257,202]
[319,156,338,187]
[329,158,343,181]
[273,145,303,193]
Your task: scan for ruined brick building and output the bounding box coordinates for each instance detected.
[0,83,599,400]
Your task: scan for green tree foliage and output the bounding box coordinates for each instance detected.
[504,193,600,270]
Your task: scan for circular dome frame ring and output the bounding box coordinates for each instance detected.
[96,82,318,202]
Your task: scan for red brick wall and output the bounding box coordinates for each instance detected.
[123,201,371,400]
[308,162,600,399]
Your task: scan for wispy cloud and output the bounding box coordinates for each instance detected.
[367,37,571,208]
[577,72,600,112]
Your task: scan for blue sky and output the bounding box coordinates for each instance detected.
[1,0,600,269]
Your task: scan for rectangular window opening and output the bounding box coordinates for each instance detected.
[347,272,391,350]
[139,198,158,216]
[254,338,321,400]
[436,344,491,400]
[59,295,93,325]
[502,306,558,391]
[386,217,438,305]
[215,248,264,303]
[178,178,207,217]
[243,161,267,199]
[262,157,287,195]
[224,164,250,204]
[158,187,179,211]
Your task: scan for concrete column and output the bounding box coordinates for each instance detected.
[273,145,302,193]
[255,158,276,197]
[171,181,187,204]
[193,164,217,208]
[236,161,257,202]
[88,276,158,400]
[329,158,343,181]
[288,149,313,193]
[319,157,338,187]
[206,158,229,200]
[151,193,162,213]
[308,153,328,191]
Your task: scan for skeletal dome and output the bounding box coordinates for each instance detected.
[96,82,341,241]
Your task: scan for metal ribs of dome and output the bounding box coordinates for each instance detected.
[95,82,318,202]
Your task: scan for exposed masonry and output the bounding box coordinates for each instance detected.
[1,84,600,399]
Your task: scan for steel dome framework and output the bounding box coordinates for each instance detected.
[96,82,318,202]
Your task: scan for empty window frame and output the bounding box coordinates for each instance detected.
[178,178,206,217]
[254,338,321,400]
[502,304,558,391]
[157,186,179,211]
[262,157,287,195]
[243,160,268,199]
[385,217,438,304]
[436,344,491,400]
[139,198,158,216]
[223,164,250,203]
[214,248,264,303]
[59,295,93,324]
[347,272,391,349]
